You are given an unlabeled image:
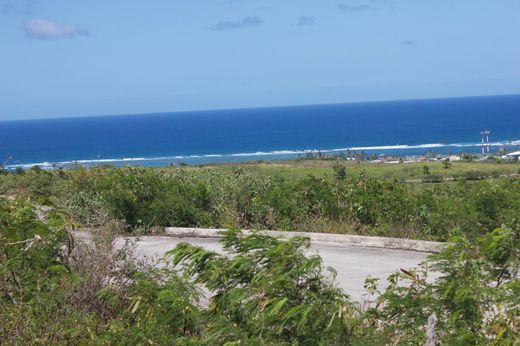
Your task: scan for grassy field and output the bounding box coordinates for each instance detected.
[2,157,519,241]
[195,159,520,182]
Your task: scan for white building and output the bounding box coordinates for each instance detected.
[505,151,520,160]
[448,155,461,162]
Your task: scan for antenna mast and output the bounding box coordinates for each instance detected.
[481,130,490,155]
[486,130,490,153]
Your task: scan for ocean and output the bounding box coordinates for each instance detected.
[1,94,520,169]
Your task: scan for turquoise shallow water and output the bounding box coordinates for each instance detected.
[1,94,520,168]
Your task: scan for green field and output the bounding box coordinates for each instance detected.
[196,159,520,182]
[1,158,519,241]
[2,158,519,344]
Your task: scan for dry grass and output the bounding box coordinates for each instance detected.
[64,221,157,319]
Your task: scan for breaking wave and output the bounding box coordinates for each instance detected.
[6,139,520,169]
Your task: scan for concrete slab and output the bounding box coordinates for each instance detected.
[164,227,444,252]
[121,235,430,302]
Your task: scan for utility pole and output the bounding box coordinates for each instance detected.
[481,131,485,155]
[481,130,490,155]
[486,130,490,153]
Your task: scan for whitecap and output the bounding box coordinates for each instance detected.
[7,137,520,169]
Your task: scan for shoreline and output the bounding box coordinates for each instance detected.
[5,139,520,170]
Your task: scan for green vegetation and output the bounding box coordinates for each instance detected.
[364,226,520,345]
[1,161,520,241]
[1,198,518,344]
[208,159,520,182]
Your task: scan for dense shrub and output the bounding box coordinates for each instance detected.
[169,229,354,345]
[2,199,518,344]
[364,226,520,345]
[0,197,201,344]
[0,198,98,343]
[1,166,520,241]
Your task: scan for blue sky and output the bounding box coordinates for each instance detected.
[1,0,519,120]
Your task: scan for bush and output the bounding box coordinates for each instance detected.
[1,166,520,241]
[333,164,347,180]
[0,198,93,343]
[464,170,487,180]
[364,227,520,345]
[1,197,519,344]
[168,229,354,345]
[0,197,201,344]
[422,174,443,183]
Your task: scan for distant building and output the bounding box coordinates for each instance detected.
[449,155,461,162]
[505,151,520,160]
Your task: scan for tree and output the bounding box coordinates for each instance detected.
[168,229,354,345]
[333,164,347,180]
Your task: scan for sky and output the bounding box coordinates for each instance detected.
[1,0,519,120]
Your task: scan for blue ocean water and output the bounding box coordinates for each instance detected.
[1,94,520,169]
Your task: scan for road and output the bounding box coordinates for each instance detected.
[123,236,430,302]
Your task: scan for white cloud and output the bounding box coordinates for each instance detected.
[297,16,316,26]
[211,16,263,31]
[401,40,415,46]
[24,18,88,39]
[337,3,373,12]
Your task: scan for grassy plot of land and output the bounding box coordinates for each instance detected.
[1,158,519,242]
[195,159,520,182]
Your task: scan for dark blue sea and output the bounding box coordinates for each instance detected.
[1,94,520,169]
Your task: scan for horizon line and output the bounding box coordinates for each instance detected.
[2,92,519,123]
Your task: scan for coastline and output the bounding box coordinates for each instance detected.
[5,139,520,170]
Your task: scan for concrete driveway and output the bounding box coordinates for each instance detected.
[125,235,430,302]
